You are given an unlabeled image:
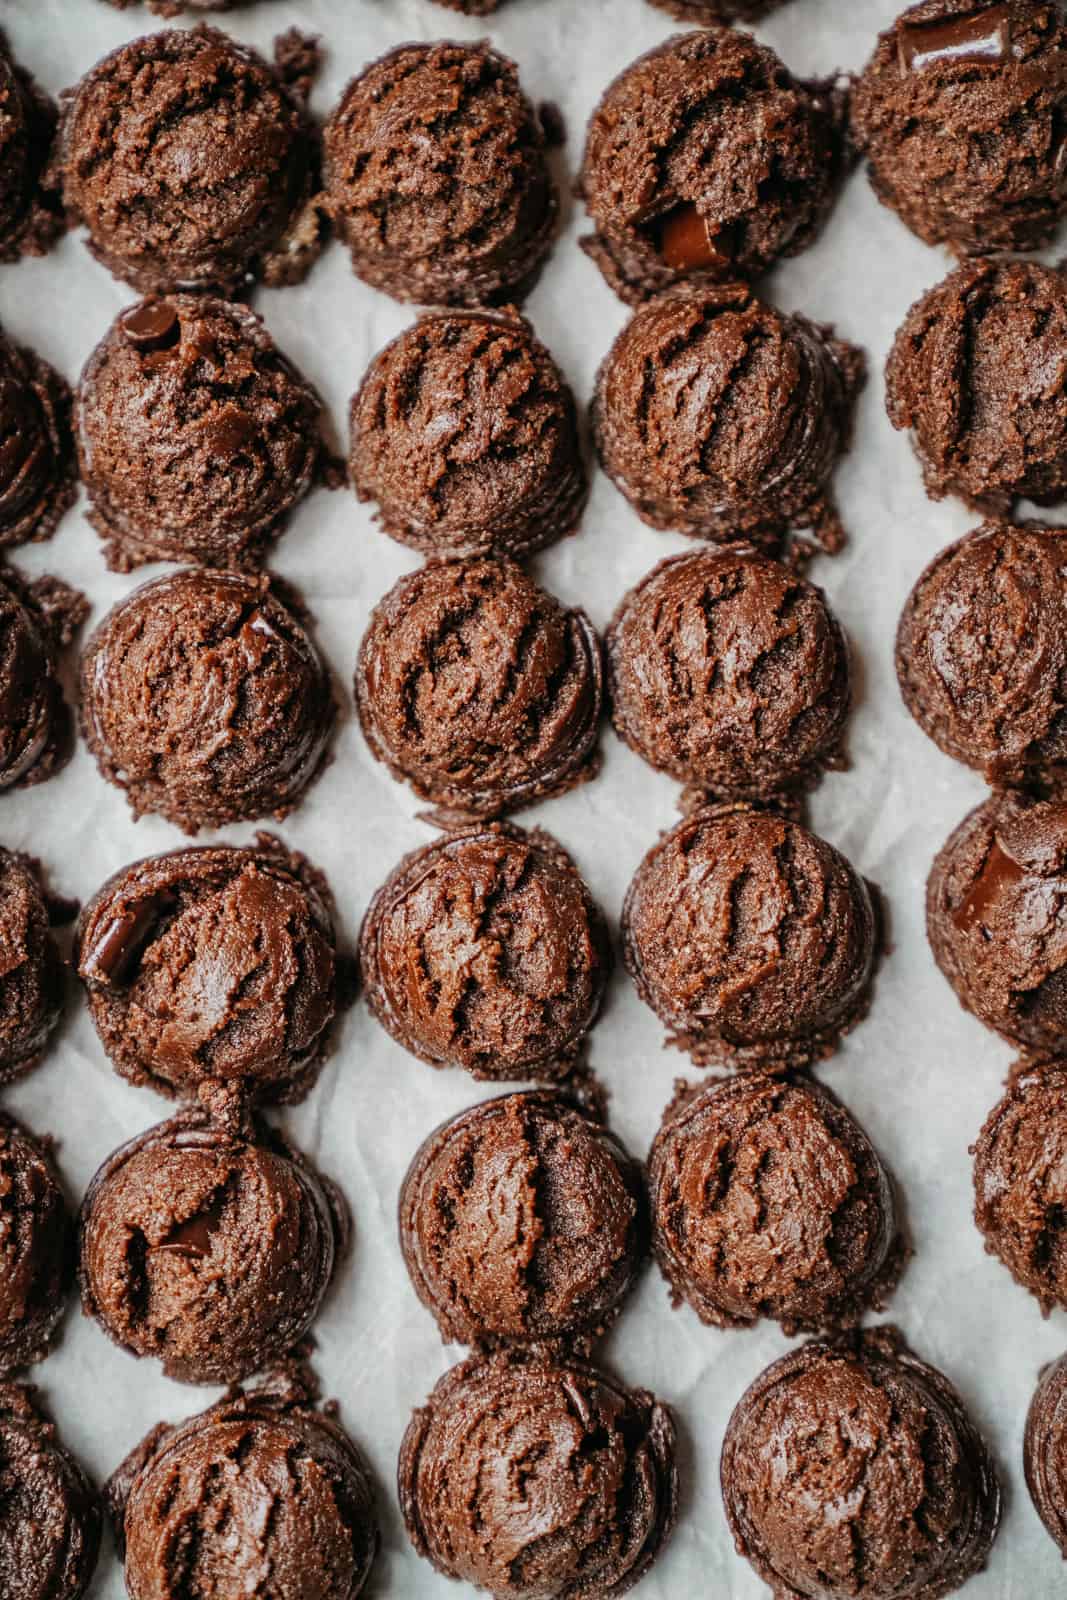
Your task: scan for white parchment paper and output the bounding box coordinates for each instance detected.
[0,0,1056,1593]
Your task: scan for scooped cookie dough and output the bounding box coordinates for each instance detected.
[57,27,322,295]
[607,549,850,803]
[400,1092,646,1350]
[103,1,267,12]
[974,1063,1067,1315]
[76,297,330,572]
[650,1075,902,1335]
[323,42,557,307]
[927,793,1067,1053]
[0,330,75,546]
[853,0,1067,256]
[1026,1351,1067,1557]
[109,1370,378,1600]
[0,570,86,792]
[361,823,610,1081]
[886,259,1067,514]
[646,0,788,13]
[0,1384,100,1600]
[594,284,865,553]
[0,1115,73,1373]
[79,570,335,833]
[722,1329,1001,1600]
[580,29,846,305]
[0,37,63,264]
[399,1349,677,1599]
[75,837,340,1104]
[79,1099,345,1385]
[0,849,66,1086]
[623,805,878,1070]
[350,311,587,561]
[356,560,602,823]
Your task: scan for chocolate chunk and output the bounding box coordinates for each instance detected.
[900,6,1012,72]
[119,300,179,351]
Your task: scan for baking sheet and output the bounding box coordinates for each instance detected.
[0,0,1055,1593]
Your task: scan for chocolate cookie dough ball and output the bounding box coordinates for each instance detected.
[400,1350,677,1599]
[898,523,1067,788]
[974,1064,1067,1315]
[722,1330,1001,1600]
[0,332,75,546]
[580,30,846,305]
[646,0,788,14]
[58,28,320,295]
[75,838,339,1103]
[0,1385,100,1600]
[0,850,64,1086]
[0,1116,73,1373]
[650,1076,901,1336]
[110,1372,378,1600]
[623,806,877,1070]
[361,824,610,1081]
[928,793,1067,1052]
[608,549,850,802]
[76,297,328,573]
[400,1093,646,1350]
[594,284,865,552]
[0,40,62,264]
[0,571,86,792]
[887,259,1067,513]
[350,311,587,561]
[1025,1352,1067,1557]
[80,570,334,833]
[356,561,602,822]
[853,0,1067,256]
[80,1103,345,1384]
[323,42,557,308]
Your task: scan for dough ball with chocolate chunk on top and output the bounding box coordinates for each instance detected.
[0,568,86,793]
[593,284,865,554]
[928,793,1067,1052]
[0,37,63,264]
[722,1330,1001,1600]
[399,1349,677,1599]
[323,42,557,308]
[649,1075,902,1336]
[887,259,1067,514]
[79,1100,346,1385]
[580,30,847,305]
[0,849,66,1087]
[350,311,587,562]
[75,838,340,1105]
[76,296,330,573]
[0,329,75,547]
[974,1062,1067,1315]
[109,1371,378,1600]
[79,569,335,833]
[853,0,1067,256]
[399,1092,647,1350]
[57,27,322,295]
[0,1115,73,1373]
[623,805,878,1070]
[360,823,610,1082]
[356,559,602,823]
[607,548,851,804]
[0,1384,100,1600]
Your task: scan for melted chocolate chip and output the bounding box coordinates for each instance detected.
[121,302,180,353]
[952,838,1027,931]
[205,409,257,456]
[654,204,735,272]
[82,893,176,985]
[899,6,1012,73]
[157,1195,226,1259]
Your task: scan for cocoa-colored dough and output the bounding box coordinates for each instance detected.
[0,330,75,546]
[646,0,788,14]
[927,792,1067,1052]
[0,1384,100,1600]
[356,560,602,823]
[350,311,587,561]
[323,42,557,308]
[76,296,329,573]
[75,837,340,1104]
[974,1063,1067,1315]
[79,1099,346,1385]
[399,1092,646,1350]
[79,569,335,833]
[360,823,610,1081]
[593,284,865,553]
[607,548,850,803]
[399,1349,677,1600]
[0,1115,73,1373]
[623,805,877,1070]
[722,1329,1001,1600]
[57,27,322,295]
[0,37,63,264]
[104,1,268,12]
[0,849,65,1086]
[1025,1351,1067,1558]
[886,259,1067,514]
[580,30,847,305]
[650,1075,902,1336]
[0,569,87,792]
[897,522,1067,789]
[109,1370,378,1600]
[852,0,1067,256]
